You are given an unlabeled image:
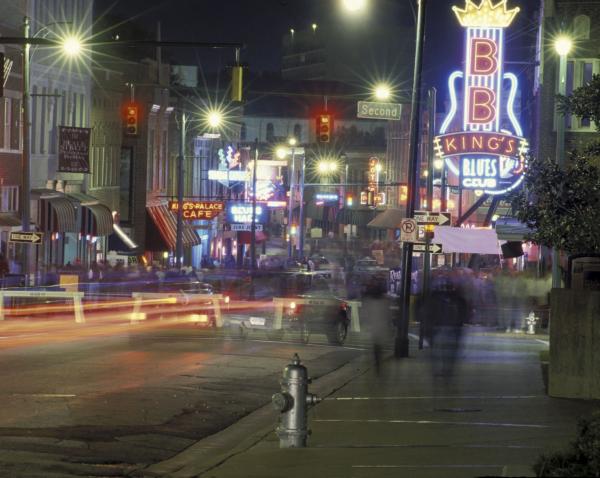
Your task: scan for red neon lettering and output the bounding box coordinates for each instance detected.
[471,38,498,75]
[469,87,496,124]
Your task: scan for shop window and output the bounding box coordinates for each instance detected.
[574,15,590,40]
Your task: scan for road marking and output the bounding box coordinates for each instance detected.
[327,395,541,401]
[0,333,50,340]
[11,393,77,398]
[315,419,548,428]
[353,464,503,469]
[535,339,549,346]
[408,333,419,341]
[316,443,540,449]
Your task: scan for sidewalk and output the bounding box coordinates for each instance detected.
[143,334,598,478]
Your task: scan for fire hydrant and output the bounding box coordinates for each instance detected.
[272,353,321,448]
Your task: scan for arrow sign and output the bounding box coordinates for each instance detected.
[414,211,452,226]
[9,231,44,244]
[412,242,443,254]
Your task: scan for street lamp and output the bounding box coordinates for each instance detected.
[276,139,304,259]
[341,0,368,13]
[20,18,84,280]
[552,34,573,288]
[373,83,392,101]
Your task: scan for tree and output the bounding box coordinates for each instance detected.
[510,149,600,255]
[510,75,600,255]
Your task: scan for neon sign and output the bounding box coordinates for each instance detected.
[169,201,224,220]
[436,0,528,195]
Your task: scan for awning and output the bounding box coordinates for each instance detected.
[146,204,201,250]
[336,208,378,227]
[495,217,534,241]
[433,226,502,255]
[43,197,77,233]
[367,208,405,229]
[0,213,21,227]
[67,193,114,236]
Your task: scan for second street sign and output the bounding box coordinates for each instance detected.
[357,101,402,121]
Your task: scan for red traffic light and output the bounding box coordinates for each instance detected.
[124,104,138,136]
[316,114,332,143]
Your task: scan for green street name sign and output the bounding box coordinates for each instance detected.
[357,101,402,121]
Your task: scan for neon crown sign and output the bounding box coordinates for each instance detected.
[435,0,528,195]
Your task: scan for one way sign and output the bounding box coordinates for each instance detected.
[414,211,452,226]
[9,232,44,244]
[412,242,443,254]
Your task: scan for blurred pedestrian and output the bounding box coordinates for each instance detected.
[362,275,390,374]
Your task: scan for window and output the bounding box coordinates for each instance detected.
[565,59,598,131]
[10,98,20,151]
[240,123,247,141]
[266,123,275,142]
[574,15,590,40]
[0,186,19,212]
[293,123,302,141]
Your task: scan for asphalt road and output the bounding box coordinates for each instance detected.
[0,321,367,477]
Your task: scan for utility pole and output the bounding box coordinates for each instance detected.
[287,147,296,259]
[396,0,426,359]
[20,17,31,281]
[250,140,258,270]
[297,153,306,259]
[175,111,186,269]
[419,87,436,350]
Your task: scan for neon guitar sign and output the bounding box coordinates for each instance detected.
[434,0,528,195]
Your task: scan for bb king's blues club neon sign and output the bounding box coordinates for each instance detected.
[434,0,528,195]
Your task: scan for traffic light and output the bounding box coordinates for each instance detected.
[231,66,243,102]
[125,104,138,136]
[316,114,332,143]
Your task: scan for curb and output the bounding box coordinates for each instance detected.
[136,353,375,478]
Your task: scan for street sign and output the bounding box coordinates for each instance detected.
[400,219,418,242]
[231,224,263,232]
[412,242,443,254]
[357,101,402,121]
[9,232,44,244]
[414,211,452,226]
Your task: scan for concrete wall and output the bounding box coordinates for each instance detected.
[549,289,600,399]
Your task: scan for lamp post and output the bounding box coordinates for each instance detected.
[278,139,298,259]
[175,111,187,269]
[397,0,426,358]
[552,35,572,288]
[18,18,83,280]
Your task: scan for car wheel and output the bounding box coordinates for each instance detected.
[327,319,348,346]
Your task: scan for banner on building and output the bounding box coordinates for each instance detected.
[58,126,91,173]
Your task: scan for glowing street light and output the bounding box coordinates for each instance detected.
[317,159,338,175]
[61,35,82,57]
[374,83,392,101]
[554,35,573,56]
[342,0,367,13]
[288,137,297,147]
[206,109,223,128]
[275,146,288,159]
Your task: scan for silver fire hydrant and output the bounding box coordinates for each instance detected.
[272,353,321,448]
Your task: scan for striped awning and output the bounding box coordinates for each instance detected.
[335,208,378,227]
[67,193,114,236]
[367,208,405,229]
[43,197,77,232]
[146,204,201,250]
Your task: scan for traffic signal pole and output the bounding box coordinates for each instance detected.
[396,0,426,359]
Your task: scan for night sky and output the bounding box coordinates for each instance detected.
[94,0,541,109]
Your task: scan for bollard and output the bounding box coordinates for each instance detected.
[272,353,321,448]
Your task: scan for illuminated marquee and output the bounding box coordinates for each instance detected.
[436,0,527,195]
[168,201,224,220]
